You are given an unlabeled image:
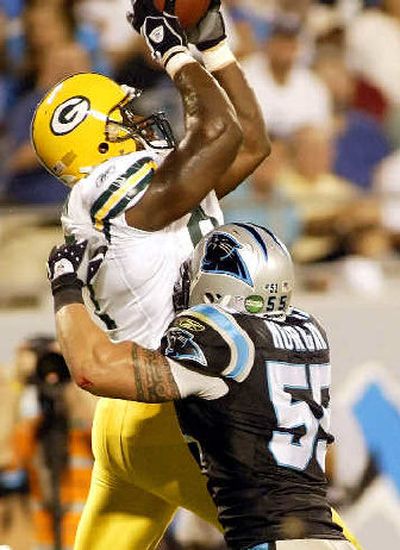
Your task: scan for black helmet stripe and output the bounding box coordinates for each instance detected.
[248,223,286,251]
[233,222,269,260]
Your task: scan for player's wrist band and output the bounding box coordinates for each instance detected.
[202,41,236,73]
[164,48,196,79]
[51,274,84,313]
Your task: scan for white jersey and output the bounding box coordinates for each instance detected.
[62,150,223,349]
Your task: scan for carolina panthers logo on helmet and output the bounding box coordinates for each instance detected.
[50,96,90,136]
[164,328,207,367]
[201,232,253,286]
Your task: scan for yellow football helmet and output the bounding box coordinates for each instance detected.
[31,72,175,186]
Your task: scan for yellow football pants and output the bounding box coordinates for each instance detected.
[74,398,361,550]
[74,399,219,550]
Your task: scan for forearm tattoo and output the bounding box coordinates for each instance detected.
[131,345,181,402]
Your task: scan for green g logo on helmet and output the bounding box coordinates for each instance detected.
[50,96,91,136]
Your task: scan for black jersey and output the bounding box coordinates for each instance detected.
[161,304,345,550]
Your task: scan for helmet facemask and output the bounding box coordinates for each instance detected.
[173,260,192,313]
[106,89,176,151]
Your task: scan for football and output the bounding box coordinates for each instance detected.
[153,0,211,28]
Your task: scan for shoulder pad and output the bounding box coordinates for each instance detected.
[162,305,255,382]
[86,153,158,236]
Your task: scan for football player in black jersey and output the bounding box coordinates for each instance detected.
[47,223,359,550]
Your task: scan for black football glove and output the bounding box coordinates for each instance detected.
[47,239,107,296]
[127,0,188,65]
[187,0,226,52]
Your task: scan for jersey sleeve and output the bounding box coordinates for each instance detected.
[88,155,157,238]
[161,304,255,383]
[61,152,159,242]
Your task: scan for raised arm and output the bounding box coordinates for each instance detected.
[211,60,271,198]
[125,1,242,231]
[187,1,271,198]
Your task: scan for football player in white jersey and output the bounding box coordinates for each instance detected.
[32,1,270,549]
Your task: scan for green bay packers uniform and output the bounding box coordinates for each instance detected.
[62,149,224,550]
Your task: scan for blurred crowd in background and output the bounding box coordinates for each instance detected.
[1,0,400,549]
[1,0,400,264]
